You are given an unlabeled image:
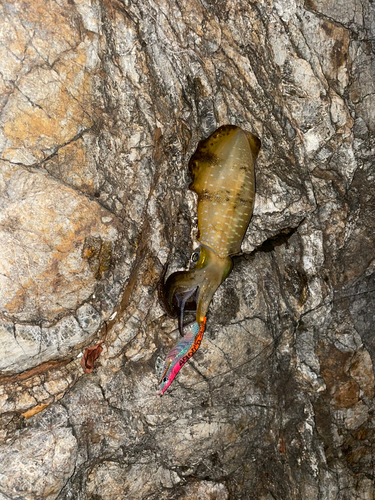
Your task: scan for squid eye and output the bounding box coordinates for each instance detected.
[163,377,168,383]
[191,251,199,263]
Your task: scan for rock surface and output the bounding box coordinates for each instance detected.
[0,0,374,498]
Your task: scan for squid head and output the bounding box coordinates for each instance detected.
[159,245,233,334]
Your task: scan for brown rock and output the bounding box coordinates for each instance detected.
[0,0,374,498]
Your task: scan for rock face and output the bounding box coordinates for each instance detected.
[0,0,374,498]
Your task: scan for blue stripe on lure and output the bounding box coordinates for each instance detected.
[158,319,206,395]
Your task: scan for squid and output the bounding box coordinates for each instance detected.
[158,125,261,395]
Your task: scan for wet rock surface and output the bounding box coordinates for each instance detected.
[0,0,374,498]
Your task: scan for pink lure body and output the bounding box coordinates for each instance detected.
[158,318,206,395]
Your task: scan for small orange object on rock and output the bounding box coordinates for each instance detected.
[81,323,107,373]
